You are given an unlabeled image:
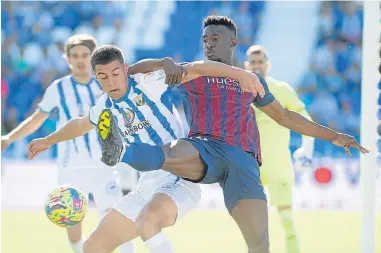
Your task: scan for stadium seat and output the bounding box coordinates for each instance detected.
[73,24,95,37]
[156,1,176,15]
[96,27,117,46]
[116,29,138,51]
[1,30,4,46]
[149,15,171,31]
[141,31,165,49]
[23,43,43,67]
[51,27,72,43]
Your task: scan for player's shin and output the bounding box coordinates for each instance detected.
[278,206,300,253]
[121,143,165,172]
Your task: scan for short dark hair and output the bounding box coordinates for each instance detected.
[90,45,125,71]
[65,34,97,56]
[203,15,237,37]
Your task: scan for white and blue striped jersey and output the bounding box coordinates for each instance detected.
[89,71,185,181]
[89,71,184,146]
[38,75,104,170]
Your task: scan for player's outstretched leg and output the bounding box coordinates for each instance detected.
[97,109,206,180]
[135,193,178,253]
[83,209,138,253]
[67,223,85,253]
[122,139,207,180]
[231,199,270,253]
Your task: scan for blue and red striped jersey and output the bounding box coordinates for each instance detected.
[178,74,274,165]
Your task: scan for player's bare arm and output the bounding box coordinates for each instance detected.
[28,115,95,159]
[128,58,184,84]
[1,110,49,151]
[259,99,369,156]
[182,60,265,97]
[128,57,265,97]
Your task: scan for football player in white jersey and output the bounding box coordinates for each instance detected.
[27,45,265,253]
[1,36,133,253]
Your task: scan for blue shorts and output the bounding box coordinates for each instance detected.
[183,136,267,213]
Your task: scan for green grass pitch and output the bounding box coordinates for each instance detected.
[2,209,381,253]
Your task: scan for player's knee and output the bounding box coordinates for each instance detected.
[135,205,172,237]
[135,213,158,237]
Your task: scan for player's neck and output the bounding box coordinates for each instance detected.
[215,58,232,66]
[72,74,92,85]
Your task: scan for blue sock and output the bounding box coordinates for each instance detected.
[121,143,165,172]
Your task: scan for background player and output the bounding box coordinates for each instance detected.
[27,45,265,253]
[104,16,369,253]
[0,35,133,253]
[245,45,315,253]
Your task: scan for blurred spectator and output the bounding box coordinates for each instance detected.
[318,2,335,39]
[299,1,363,156]
[308,91,339,128]
[312,38,336,74]
[233,2,253,64]
[337,2,363,45]
[216,1,234,17]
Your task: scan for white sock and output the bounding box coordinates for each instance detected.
[144,232,174,253]
[70,237,84,253]
[119,241,135,253]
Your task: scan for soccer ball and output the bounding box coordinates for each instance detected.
[44,186,88,228]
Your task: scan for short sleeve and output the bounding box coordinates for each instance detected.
[89,94,108,125]
[38,80,60,113]
[133,71,169,101]
[252,74,275,107]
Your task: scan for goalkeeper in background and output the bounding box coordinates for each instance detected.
[245,45,314,253]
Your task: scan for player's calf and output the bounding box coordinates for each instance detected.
[84,209,138,253]
[231,199,270,253]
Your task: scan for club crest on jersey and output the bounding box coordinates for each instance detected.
[121,108,135,126]
[133,94,146,106]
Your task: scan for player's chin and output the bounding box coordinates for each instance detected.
[108,89,122,99]
[206,55,221,62]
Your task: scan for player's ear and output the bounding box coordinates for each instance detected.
[230,37,237,47]
[62,53,69,64]
[124,63,129,74]
[244,60,250,70]
[266,60,271,73]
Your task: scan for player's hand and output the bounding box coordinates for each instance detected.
[161,57,184,85]
[28,138,52,160]
[1,135,12,152]
[332,133,369,156]
[293,147,313,172]
[239,71,265,98]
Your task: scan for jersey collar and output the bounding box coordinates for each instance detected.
[70,75,94,86]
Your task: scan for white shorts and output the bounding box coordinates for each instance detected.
[113,171,201,222]
[58,165,123,213]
